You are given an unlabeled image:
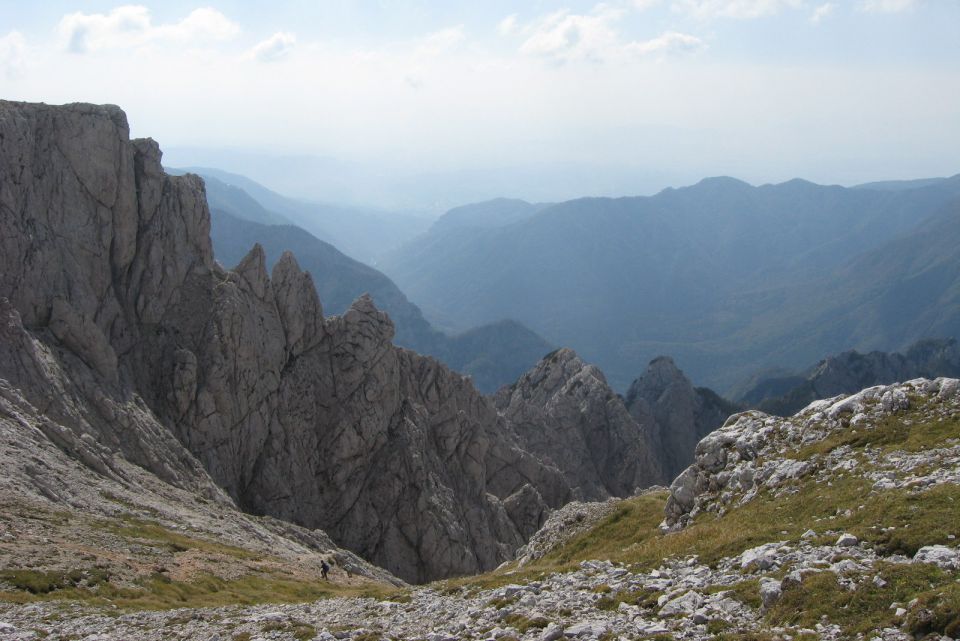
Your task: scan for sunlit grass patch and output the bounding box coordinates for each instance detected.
[797,407,959,460]
[0,569,401,610]
[501,613,550,633]
[95,516,258,559]
[767,562,959,637]
[445,460,960,592]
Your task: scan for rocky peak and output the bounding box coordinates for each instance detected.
[495,348,664,499]
[501,348,609,401]
[1,100,610,583]
[629,356,687,392]
[807,339,960,400]
[625,356,740,481]
[234,243,272,300]
[271,251,324,357]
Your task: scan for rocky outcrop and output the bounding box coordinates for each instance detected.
[0,367,399,589]
[494,349,664,502]
[0,100,589,583]
[624,357,741,481]
[663,376,960,529]
[0,102,393,586]
[514,498,623,566]
[739,338,960,416]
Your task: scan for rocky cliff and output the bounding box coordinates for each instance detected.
[624,356,741,480]
[1,101,660,584]
[494,349,664,501]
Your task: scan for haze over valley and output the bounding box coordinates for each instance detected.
[2,2,960,639]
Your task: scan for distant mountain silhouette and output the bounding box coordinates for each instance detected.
[430,198,550,233]
[737,338,960,416]
[179,167,432,264]
[853,176,948,192]
[382,175,960,391]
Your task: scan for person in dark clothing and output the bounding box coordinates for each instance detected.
[321,559,330,580]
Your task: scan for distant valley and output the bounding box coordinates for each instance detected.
[382,175,960,393]
[3,100,960,641]
[186,170,555,393]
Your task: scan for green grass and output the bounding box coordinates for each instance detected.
[539,492,669,566]
[0,569,111,595]
[904,582,960,637]
[443,464,960,592]
[96,516,258,559]
[501,613,550,633]
[797,407,958,460]
[0,570,402,610]
[595,588,662,611]
[487,595,519,609]
[436,568,553,595]
[767,562,960,637]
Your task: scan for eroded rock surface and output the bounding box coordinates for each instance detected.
[625,356,741,480]
[663,376,960,529]
[495,349,664,501]
[1,101,643,583]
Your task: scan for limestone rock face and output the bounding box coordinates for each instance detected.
[0,102,221,496]
[495,348,665,500]
[0,100,581,583]
[662,377,960,530]
[625,357,741,481]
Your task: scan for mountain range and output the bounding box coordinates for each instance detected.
[174,166,432,265]
[736,337,960,416]
[4,101,960,641]
[382,176,960,392]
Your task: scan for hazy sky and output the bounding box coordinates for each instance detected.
[1,1,958,206]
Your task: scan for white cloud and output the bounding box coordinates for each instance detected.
[245,32,296,62]
[518,6,700,62]
[519,7,625,62]
[57,5,240,53]
[674,0,805,19]
[810,3,835,22]
[625,31,705,56]
[498,15,519,36]
[0,31,26,76]
[860,0,918,13]
[416,26,466,56]
[633,0,664,9]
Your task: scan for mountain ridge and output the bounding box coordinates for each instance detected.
[208,207,554,392]
[0,100,669,585]
[737,337,960,416]
[382,173,960,391]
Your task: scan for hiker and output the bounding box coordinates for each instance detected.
[321,559,330,580]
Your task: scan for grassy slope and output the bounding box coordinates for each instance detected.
[2,400,958,633]
[0,511,404,610]
[439,401,960,637]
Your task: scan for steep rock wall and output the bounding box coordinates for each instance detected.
[0,101,585,583]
